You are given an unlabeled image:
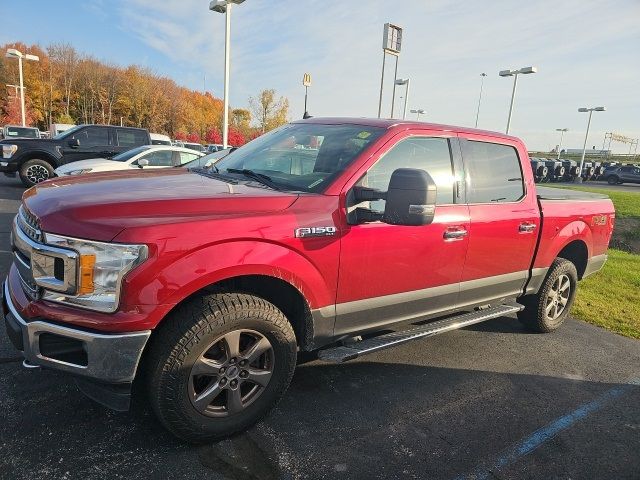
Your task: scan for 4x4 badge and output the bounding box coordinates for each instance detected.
[295,226,337,238]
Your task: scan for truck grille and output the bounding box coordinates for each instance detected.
[11,205,78,299]
[17,206,43,242]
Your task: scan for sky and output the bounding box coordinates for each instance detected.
[1,0,639,153]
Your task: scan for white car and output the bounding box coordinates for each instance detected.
[54,145,204,177]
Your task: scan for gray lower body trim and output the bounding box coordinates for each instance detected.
[524,267,550,295]
[3,280,150,383]
[583,254,608,278]
[332,270,528,337]
[309,305,336,350]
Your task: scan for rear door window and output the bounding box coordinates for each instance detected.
[116,128,148,148]
[464,141,524,203]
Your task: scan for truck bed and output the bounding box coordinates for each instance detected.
[536,186,609,201]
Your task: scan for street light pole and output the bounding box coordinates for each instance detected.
[394,78,410,119]
[499,66,537,134]
[474,73,486,128]
[5,49,40,126]
[222,4,231,148]
[576,106,606,183]
[410,109,425,120]
[210,0,246,148]
[556,128,568,160]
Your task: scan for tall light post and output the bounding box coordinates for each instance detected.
[209,0,246,148]
[5,48,40,127]
[474,73,486,128]
[394,78,409,119]
[410,109,425,120]
[499,66,537,134]
[576,106,606,183]
[377,23,402,118]
[556,128,568,160]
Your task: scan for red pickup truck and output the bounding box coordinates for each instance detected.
[2,118,614,442]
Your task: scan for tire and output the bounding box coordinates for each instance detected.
[607,175,619,185]
[518,258,578,333]
[144,292,297,443]
[19,159,54,187]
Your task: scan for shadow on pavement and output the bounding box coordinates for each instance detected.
[1,359,638,479]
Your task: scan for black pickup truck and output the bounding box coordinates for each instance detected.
[0,124,151,186]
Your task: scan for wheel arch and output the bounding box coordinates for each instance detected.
[19,151,59,168]
[556,239,589,279]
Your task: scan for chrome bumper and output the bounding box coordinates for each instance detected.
[2,281,150,383]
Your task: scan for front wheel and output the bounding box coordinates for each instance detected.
[518,258,578,333]
[19,159,54,187]
[144,293,297,443]
[607,175,619,185]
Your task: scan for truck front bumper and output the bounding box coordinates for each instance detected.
[2,279,151,409]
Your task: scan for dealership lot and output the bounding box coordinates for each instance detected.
[0,176,639,480]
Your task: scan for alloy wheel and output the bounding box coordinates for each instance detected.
[25,165,50,184]
[188,329,274,417]
[545,274,571,321]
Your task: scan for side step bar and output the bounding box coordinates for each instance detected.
[318,303,523,363]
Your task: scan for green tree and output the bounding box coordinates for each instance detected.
[249,89,289,133]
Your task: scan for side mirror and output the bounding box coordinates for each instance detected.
[68,138,80,148]
[138,159,149,168]
[383,168,437,226]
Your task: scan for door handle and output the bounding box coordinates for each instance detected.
[519,222,537,233]
[443,228,468,240]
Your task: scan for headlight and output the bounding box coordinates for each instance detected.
[41,233,148,312]
[67,168,92,175]
[2,144,18,159]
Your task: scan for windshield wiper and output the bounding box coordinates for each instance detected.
[191,167,238,184]
[226,168,281,191]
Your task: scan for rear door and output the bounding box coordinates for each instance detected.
[458,135,539,306]
[114,128,149,155]
[334,130,470,335]
[60,126,112,164]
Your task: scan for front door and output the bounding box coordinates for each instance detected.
[334,132,470,336]
[458,135,539,306]
[61,126,112,165]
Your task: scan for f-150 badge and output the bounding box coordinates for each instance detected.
[295,226,337,238]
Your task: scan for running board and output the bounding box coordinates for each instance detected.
[318,303,523,363]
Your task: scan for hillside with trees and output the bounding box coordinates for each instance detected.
[0,41,289,145]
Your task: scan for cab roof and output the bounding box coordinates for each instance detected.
[292,117,521,143]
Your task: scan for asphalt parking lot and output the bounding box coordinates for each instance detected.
[1,175,639,480]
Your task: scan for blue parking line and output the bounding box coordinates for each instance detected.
[456,378,640,480]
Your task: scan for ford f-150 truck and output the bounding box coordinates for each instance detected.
[2,118,614,442]
[0,124,151,187]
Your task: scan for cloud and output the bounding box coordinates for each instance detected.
[117,0,640,152]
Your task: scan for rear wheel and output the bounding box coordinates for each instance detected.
[144,292,297,443]
[19,159,54,187]
[518,258,578,333]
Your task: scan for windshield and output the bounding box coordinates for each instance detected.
[184,148,232,168]
[213,123,385,192]
[5,127,40,138]
[111,146,151,161]
[53,125,84,139]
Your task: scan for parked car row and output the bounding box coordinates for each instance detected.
[0,123,234,186]
[529,157,638,184]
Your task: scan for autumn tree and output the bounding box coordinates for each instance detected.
[249,89,289,133]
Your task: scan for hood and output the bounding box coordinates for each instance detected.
[55,158,116,173]
[23,168,299,241]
